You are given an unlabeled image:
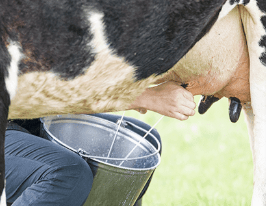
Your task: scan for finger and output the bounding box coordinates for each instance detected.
[180,98,196,110]
[172,113,189,121]
[175,105,195,117]
[182,90,194,102]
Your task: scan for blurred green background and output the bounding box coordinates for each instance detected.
[115,95,253,206]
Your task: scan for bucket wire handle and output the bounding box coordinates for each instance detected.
[106,111,125,160]
[119,115,164,166]
[121,120,160,149]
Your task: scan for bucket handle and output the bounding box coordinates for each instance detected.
[120,120,161,153]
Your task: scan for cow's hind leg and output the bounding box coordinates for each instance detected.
[0,63,10,205]
[243,102,255,165]
[240,3,266,205]
[0,85,9,206]
[0,40,21,205]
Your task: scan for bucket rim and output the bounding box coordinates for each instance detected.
[40,114,161,170]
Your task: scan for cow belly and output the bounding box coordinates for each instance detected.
[158,6,250,103]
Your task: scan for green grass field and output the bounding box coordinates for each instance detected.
[115,96,253,206]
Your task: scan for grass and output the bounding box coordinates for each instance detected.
[114,96,253,206]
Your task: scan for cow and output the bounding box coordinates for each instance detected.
[0,0,265,205]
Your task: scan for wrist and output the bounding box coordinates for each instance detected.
[127,87,153,110]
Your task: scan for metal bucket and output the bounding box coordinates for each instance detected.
[40,114,161,206]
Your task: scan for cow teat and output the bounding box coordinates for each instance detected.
[198,95,220,114]
[229,97,242,123]
[198,95,242,123]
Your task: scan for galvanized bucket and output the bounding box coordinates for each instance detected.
[40,114,161,206]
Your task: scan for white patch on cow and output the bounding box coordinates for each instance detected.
[5,42,22,100]
[88,12,112,55]
[0,183,6,206]
[218,0,239,20]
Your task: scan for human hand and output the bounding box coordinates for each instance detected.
[129,81,196,120]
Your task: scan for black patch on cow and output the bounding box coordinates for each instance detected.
[0,0,95,79]
[1,0,227,80]
[261,16,266,30]
[243,0,250,6]
[259,15,266,66]
[97,0,226,80]
[0,38,11,81]
[229,0,240,5]
[257,0,266,13]
[259,35,266,66]
[229,0,249,5]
